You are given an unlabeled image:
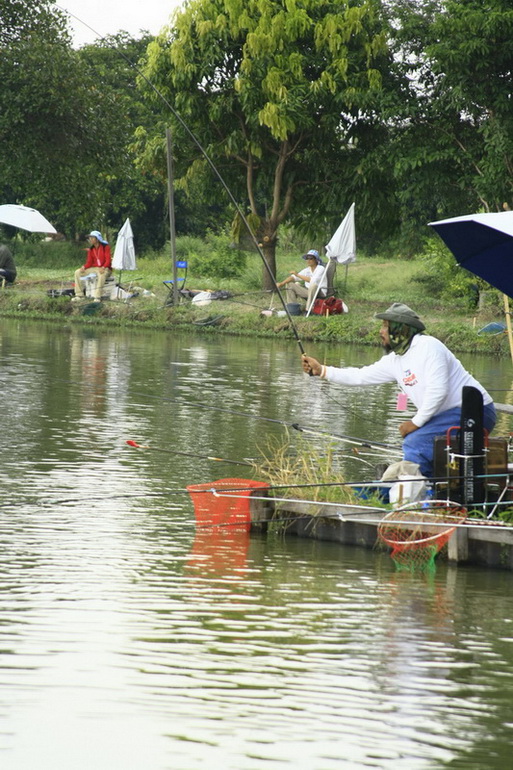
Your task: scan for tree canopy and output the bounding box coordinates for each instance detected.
[383,0,513,248]
[2,0,513,262]
[0,1,167,243]
[142,0,392,285]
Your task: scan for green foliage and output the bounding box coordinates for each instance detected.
[252,431,359,505]
[180,231,247,279]
[414,239,489,308]
[426,0,513,209]
[0,6,169,247]
[141,0,393,285]
[0,1,123,234]
[10,240,83,268]
[77,33,170,249]
[385,0,513,225]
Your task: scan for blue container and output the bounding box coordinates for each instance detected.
[352,485,391,504]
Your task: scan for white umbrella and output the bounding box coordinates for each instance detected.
[112,218,136,271]
[325,202,356,264]
[305,203,356,316]
[0,204,57,233]
[111,218,137,300]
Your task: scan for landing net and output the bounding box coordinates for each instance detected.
[187,478,270,530]
[378,500,467,572]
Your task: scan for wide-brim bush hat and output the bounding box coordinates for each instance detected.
[302,248,323,265]
[374,302,426,331]
[88,230,108,245]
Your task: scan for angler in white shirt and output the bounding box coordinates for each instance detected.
[276,249,328,311]
[301,302,496,477]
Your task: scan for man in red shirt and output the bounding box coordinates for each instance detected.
[73,230,112,302]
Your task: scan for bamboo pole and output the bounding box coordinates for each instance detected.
[503,294,513,365]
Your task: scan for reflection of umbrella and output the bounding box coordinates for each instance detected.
[429,211,513,362]
[0,204,57,233]
[429,211,513,295]
[112,217,136,271]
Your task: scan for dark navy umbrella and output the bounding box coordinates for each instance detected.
[429,211,513,362]
[429,211,513,296]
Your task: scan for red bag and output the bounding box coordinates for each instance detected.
[312,296,346,316]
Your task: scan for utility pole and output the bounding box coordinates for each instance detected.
[166,127,178,305]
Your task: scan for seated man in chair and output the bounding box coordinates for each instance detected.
[0,242,17,284]
[73,230,111,302]
[276,249,327,312]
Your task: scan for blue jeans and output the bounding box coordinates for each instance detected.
[402,404,497,478]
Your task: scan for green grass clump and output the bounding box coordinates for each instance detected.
[252,432,360,507]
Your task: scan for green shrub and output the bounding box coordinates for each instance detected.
[185,230,247,279]
[414,239,490,309]
[11,240,83,268]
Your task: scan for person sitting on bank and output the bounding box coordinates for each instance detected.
[276,249,327,311]
[0,242,17,284]
[73,230,111,302]
[301,302,496,478]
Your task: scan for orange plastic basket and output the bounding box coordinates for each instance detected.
[187,478,270,530]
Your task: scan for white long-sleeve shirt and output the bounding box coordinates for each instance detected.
[325,334,493,428]
[297,265,328,291]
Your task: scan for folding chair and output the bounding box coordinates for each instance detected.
[324,258,338,298]
[163,260,188,305]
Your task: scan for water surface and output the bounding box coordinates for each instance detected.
[0,319,512,769]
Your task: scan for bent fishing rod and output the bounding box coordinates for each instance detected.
[57,6,308,359]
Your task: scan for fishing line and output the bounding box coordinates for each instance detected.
[52,375,402,452]
[126,439,253,466]
[27,486,513,530]
[48,0,398,446]
[55,5,308,358]
[307,366,410,434]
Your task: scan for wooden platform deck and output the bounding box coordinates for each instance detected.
[250,496,513,571]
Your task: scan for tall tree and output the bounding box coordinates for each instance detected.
[426,0,513,212]
[384,0,513,244]
[141,0,391,287]
[77,32,170,248]
[0,1,142,238]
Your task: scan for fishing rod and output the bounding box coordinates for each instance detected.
[126,439,253,466]
[291,423,402,452]
[57,6,308,359]
[54,374,404,454]
[52,377,388,440]
[126,440,379,474]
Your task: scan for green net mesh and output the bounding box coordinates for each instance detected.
[378,501,467,572]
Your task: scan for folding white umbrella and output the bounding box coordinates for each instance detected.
[0,204,57,233]
[306,203,356,316]
[112,218,136,271]
[325,202,356,265]
[111,218,137,300]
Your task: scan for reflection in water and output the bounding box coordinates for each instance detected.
[186,527,250,579]
[0,320,512,768]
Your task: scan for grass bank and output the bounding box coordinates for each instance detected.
[0,240,509,357]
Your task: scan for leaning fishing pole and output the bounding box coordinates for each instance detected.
[291,423,402,453]
[54,375,403,453]
[57,7,308,359]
